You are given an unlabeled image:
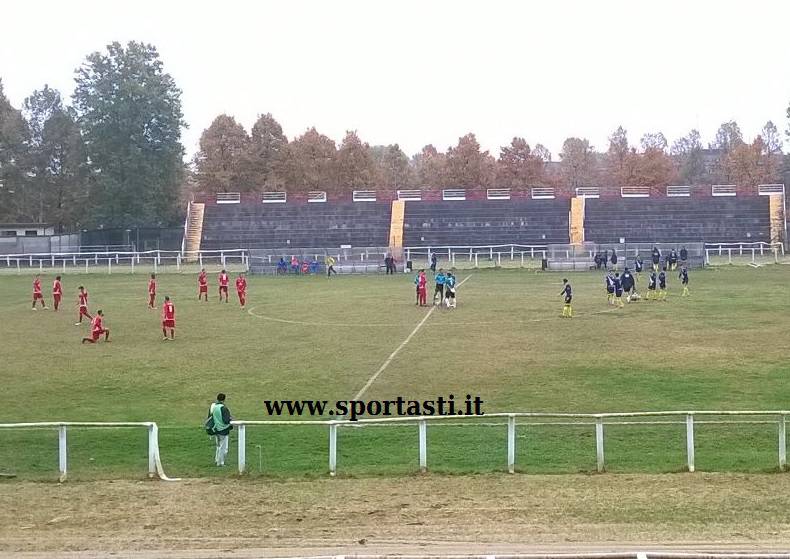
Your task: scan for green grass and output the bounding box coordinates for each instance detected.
[1,266,789,480]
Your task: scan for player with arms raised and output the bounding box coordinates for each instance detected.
[218,269,229,303]
[162,296,176,340]
[198,268,208,302]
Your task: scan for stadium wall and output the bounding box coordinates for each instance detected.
[194,186,785,250]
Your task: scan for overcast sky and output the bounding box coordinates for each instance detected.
[2,0,789,159]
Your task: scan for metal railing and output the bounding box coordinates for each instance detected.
[704,242,786,265]
[232,410,789,476]
[0,421,177,481]
[0,249,249,274]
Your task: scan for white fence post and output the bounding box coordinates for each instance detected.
[595,417,604,472]
[147,424,157,477]
[507,414,516,474]
[108,259,112,274]
[418,419,427,472]
[686,414,695,472]
[237,424,246,474]
[779,415,787,471]
[58,425,68,480]
[176,254,181,272]
[328,422,337,476]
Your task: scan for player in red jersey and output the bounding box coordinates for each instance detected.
[75,286,92,325]
[147,273,157,309]
[218,269,229,303]
[31,274,48,310]
[82,310,110,344]
[235,273,247,308]
[161,296,176,340]
[52,275,63,311]
[198,268,208,302]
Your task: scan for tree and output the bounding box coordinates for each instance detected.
[283,127,337,192]
[605,126,630,186]
[712,120,744,151]
[760,120,782,155]
[671,129,706,184]
[248,113,287,189]
[0,81,30,222]
[496,137,544,188]
[72,41,185,227]
[412,144,446,187]
[194,114,252,193]
[724,137,778,186]
[559,137,596,188]
[640,132,668,152]
[22,85,87,229]
[335,130,376,188]
[370,144,414,189]
[533,143,552,163]
[444,133,496,187]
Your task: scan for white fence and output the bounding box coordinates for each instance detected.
[233,410,789,476]
[0,249,249,274]
[0,422,177,481]
[404,244,549,269]
[263,554,790,559]
[704,242,786,265]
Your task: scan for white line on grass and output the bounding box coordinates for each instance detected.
[352,274,473,400]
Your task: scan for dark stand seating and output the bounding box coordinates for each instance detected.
[402,200,570,246]
[201,203,392,249]
[585,197,771,244]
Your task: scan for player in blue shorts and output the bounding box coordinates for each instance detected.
[613,272,624,308]
[647,271,657,300]
[658,268,668,301]
[605,271,615,305]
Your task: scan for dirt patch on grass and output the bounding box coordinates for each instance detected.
[1,473,789,556]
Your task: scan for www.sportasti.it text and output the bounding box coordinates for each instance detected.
[263,395,484,422]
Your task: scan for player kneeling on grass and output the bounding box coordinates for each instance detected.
[162,296,176,340]
[206,393,233,467]
[444,272,457,309]
[613,273,625,308]
[82,310,109,344]
[560,278,573,318]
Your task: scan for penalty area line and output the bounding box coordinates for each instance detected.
[353,274,472,401]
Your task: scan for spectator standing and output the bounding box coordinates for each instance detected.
[430,253,437,273]
[208,393,233,467]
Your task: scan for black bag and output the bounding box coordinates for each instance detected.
[204,414,215,435]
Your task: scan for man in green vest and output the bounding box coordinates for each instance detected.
[208,393,233,466]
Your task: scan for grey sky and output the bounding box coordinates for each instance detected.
[2,0,788,159]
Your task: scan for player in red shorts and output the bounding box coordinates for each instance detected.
[147,273,157,309]
[75,286,92,325]
[235,273,247,308]
[218,269,229,303]
[82,309,110,344]
[52,275,63,311]
[198,268,208,302]
[161,296,176,340]
[31,274,48,310]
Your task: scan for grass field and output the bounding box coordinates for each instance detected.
[1,266,790,480]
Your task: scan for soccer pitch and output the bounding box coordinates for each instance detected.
[1,266,789,480]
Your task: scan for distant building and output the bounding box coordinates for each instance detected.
[0,223,55,237]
